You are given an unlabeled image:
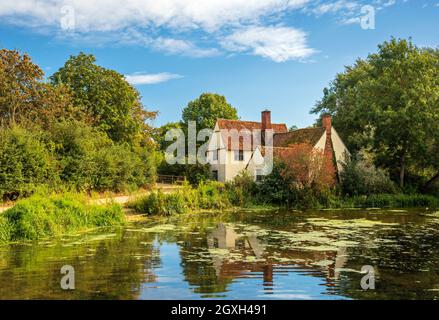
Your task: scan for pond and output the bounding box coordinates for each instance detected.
[1,208,439,300]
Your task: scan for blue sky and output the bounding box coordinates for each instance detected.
[0,0,438,128]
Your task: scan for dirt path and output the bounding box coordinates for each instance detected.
[0,183,181,213]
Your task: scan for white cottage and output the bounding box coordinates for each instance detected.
[206,110,349,183]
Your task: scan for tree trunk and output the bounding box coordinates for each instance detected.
[399,153,405,188]
[421,171,439,193]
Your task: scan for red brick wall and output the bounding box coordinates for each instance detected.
[322,115,337,185]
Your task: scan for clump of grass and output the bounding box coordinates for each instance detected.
[128,181,232,216]
[0,193,124,243]
[0,215,12,243]
[129,191,188,216]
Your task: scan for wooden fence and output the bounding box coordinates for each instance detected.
[157,175,186,185]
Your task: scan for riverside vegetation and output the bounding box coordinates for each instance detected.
[0,193,124,244]
[1,39,439,242]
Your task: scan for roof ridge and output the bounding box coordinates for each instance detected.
[217,118,287,126]
[260,146,297,150]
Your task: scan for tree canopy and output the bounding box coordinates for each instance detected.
[182,93,238,130]
[0,49,79,128]
[50,52,156,145]
[312,38,439,189]
[0,49,157,199]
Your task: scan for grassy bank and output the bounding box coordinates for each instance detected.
[0,193,124,243]
[129,182,439,216]
[332,193,439,209]
[2,185,437,244]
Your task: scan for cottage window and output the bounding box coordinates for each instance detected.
[256,169,264,182]
[234,150,244,161]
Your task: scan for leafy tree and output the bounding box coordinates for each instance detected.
[153,121,182,151]
[182,93,238,130]
[157,154,211,186]
[0,49,87,129]
[279,143,335,191]
[0,49,44,125]
[288,125,298,132]
[0,127,55,200]
[312,38,439,188]
[340,151,395,196]
[256,160,294,205]
[50,53,157,144]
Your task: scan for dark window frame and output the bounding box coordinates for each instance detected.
[234,150,244,161]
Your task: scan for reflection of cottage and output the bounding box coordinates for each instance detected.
[207,110,349,182]
[206,223,349,286]
[207,223,266,258]
[207,223,269,279]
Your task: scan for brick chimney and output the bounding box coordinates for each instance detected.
[261,110,272,130]
[322,114,336,185]
[322,114,332,136]
[261,110,272,146]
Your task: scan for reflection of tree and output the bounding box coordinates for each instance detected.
[335,223,439,300]
[2,210,437,300]
[0,228,159,299]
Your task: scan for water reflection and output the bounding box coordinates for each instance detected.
[0,209,439,299]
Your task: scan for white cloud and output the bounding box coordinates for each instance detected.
[151,37,220,57]
[0,0,312,61]
[221,26,315,62]
[309,0,360,16]
[0,0,309,32]
[304,0,400,24]
[125,72,183,85]
[0,1,404,62]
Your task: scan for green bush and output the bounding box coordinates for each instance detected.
[255,161,295,206]
[0,127,55,200]
[50,121,156,192]
[50,121,112,191]
[93,143,153,192]
[0,193,124,242]
[226,171,257,207]
[196,181,231,209]
[340,152,396,196]
[157,154,211,186]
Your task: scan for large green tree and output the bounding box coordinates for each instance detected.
[0,49,77,128]
[312,38,439,188]
[50,53,156,144]
[182,93,238,130]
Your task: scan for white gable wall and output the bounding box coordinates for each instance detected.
[207,122,227,182]
[206,122,253,182]
[313,133,326,152]
[331,127,350,174]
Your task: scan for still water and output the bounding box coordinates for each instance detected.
[1,208,439,300]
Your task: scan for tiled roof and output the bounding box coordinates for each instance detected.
[217,119,288,151]
[217,119,287,133]
[258,146,298,157]
[273,128,326,148]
